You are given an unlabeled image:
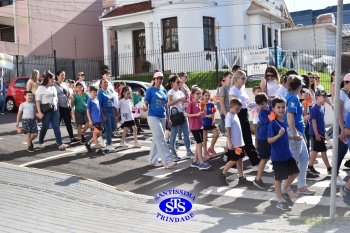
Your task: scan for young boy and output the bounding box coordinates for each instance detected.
[308,90,332,175]
[219,98,251,186]
[16,91,38,152]
[86,86,105,155]
[253,93,271,189]
[268,97,299,211]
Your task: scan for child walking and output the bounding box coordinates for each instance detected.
[86,86,105,155]
[268,97,299,210]
[253,93,272,189]
[117,86,142,148]
[219,98,251,186]
[202,89,219,158]
[16,91,38,152]
[71,82,89,143]
[186,88,211,170]
[308,90,332,175]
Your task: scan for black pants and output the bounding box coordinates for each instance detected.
[59,106,74,139]
[237,108,260,166]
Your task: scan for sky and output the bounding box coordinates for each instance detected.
[284,0,350,12]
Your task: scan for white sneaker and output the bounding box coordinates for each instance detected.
[133,141,143,148]
[98,137,106,148]
[120,141,128,147]
[337,176,347,186]
[107,145,115,151]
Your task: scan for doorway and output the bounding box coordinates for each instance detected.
[133,29,146,73]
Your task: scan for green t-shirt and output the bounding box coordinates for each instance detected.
[74,93,89,111]
[132,92,142,106]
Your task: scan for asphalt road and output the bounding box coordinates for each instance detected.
[1,112,350,218]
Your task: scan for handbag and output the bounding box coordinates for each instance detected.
[170,107,186,126]
[40,103,54,114]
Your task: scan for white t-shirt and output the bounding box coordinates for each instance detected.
[19,102,35,119]
[262,79,280,97]
[168,89,185,112]
[35,85,58,110]
[275,86,288,98]
[229,85,249,109]
[225,112,245,148]
[340,89,350,121]
[117,98,134,122]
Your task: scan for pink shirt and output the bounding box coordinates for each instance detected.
[186,101,203,130]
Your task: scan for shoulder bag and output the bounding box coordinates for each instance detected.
[40,87,54,113]
[170,107,186,126]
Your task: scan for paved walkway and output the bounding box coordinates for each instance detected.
[0,163,349,233]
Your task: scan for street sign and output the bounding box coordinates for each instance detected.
[247,64,267,80]
[0,53,13,69]
[243,48,269,64]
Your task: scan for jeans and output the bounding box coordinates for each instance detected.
[0,94,4,112]
[148,116,173,165]
[219,114,226,134]
[337,126,349,175]
[1,88,5,112]
[59,106,74,139]
[287,128,309,188]
[39,109,63,145]
[170,118,191,154]
[102,107,116,145]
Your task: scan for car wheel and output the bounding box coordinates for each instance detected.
[6,97,16,112]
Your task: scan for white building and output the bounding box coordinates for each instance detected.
[100,0,291,75]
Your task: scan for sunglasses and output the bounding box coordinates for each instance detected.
[80,74,85,76]
[266,74,274,77]
[176,81,181,84]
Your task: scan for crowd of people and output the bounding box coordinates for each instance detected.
[11,66,350,210]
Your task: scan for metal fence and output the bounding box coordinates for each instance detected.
[1,47,337,91]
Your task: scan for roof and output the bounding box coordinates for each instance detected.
[101,1,153,19]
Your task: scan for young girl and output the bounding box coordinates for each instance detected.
[71,82,89,143]
[202,90,219,159]
[185,87,211,170]
[117,86,142,148]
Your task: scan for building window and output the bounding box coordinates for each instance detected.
[268,27,272,47]
[203,17,215,51]
[262,25,266,48]
[0,0,13,7]
[162,17,178,52]
[0,27,14,42]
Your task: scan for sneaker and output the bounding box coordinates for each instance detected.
[219,173,229,186]
[39,144,45,149]
[171,152,181,161]
[306,171,319,179]
[199,162,212,170]
[81,135,86,142]
[164,161,177,169]
[253,178,267,189]
[341,186,350,206]
[96,148,105,155]
[98,137,106,148]
[276,201,292,211]
[208,148,218,157]
[85,142,92,153]
[203,152,212,159]
[344,160,350,168]
[314,159,319,164]
[296,186,315,195]
[70,138,79,143]
[107,145,115,151]
[133,141,143,148]
[186,151,195,159]
[238,176,253,186]
[0,112,6,115]
[223,154,227,162]
[175,141,179,148]
[190,161,200,168]
[337,176,347,186]
[308,166,320,175]
[166,140,170,145]
[113,131,121,137]
[27,146,34,153]
[327,167,332,175]
[282,193,293,206]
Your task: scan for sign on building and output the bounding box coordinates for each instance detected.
[243,48,269,64]
[247,64,268,80]
[0,53,13,69]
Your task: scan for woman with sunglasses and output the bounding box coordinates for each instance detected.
[229,70,261,172]
[260,66,280,103]
[141,72,176,168]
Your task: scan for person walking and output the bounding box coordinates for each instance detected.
[26,69,40,97]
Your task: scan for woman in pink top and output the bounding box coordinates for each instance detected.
[186,87,211,170]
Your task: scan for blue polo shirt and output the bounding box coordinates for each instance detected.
[203,102,214,127]
[309,104,325,136]
[268,119,293,162]
[87,98,102,123]
[344,112,350,145]
[257,106,272,140]
[284,93,305,133]
[145,86,168,118]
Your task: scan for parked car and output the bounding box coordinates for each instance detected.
[5,76,30,112]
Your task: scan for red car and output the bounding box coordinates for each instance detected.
[5,76,31,112]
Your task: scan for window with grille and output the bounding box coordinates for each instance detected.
[162,17,178,52]
[203,17,215,51]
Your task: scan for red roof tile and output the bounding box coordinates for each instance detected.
[102,1,153,18]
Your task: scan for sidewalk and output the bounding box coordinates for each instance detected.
[0,162,348,233]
